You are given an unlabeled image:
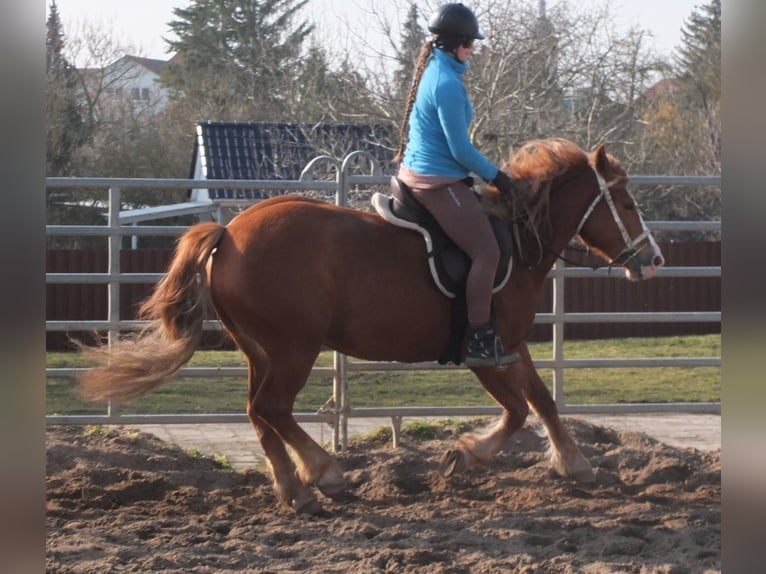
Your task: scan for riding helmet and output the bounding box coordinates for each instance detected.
[428,3,485,40]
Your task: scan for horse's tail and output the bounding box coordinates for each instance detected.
[77,222,226,403]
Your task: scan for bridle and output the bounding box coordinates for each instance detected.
[572,166,655,269]
[507,165,657,272]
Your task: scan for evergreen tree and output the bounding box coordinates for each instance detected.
[675,0,720,108]
[676,0,721,171]
[46,0,88,175]
[287,44,377,122]
[393,3,425,104]
[163,0,313,118]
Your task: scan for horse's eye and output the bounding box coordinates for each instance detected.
[624,203,635,211]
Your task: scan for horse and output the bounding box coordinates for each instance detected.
[78,138,665,514]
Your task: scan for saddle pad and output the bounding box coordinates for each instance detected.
[371,192,513,298]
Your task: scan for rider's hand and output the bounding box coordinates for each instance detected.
[491,169,516,199]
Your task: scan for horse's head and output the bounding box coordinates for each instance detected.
[576,145,665,280]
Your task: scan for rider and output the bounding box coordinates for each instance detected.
[393,3,519,368]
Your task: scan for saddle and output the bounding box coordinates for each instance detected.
[371,177,514,365]
[371,177,513,299]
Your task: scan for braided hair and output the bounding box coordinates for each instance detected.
[393,40,435,163]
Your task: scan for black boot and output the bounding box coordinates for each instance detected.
[464,323,520,367]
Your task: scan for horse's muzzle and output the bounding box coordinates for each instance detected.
[623,244,664,281]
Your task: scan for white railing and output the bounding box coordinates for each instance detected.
[45,155,721,449]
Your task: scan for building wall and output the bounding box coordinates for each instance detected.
[105,59,169,112]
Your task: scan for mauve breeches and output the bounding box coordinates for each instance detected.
[409,181,499,327]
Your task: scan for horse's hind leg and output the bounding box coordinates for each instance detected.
[250,351,346,504]
[249,412,321,513]
[516,343,595,483]
[440,366,529,477]
[243,353,320,514]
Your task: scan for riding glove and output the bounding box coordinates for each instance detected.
[492,169,516,199]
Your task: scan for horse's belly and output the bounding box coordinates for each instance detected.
[213,198,455,361]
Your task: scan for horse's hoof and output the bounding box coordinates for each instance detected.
[323,489,358,504]
[317,482,351,501]
[316,471,347,498]
[439,449,466,478]
[551,453,596,484]
[568,454,596,484]
[571,465,596,484]
[293,496,324,516]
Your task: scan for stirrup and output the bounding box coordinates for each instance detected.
[464,324,520,368]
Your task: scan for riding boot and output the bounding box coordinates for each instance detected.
[464,323,520,367]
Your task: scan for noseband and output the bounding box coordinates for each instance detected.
[575,167,653,267]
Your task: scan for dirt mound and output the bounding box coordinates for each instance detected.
[47,420,720,573]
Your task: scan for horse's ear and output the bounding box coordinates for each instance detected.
[594,144,609,173]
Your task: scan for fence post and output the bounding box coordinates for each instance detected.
[107,186,122,421]
[551,259,565,408]
[331,160,350,451]
[332,352,349,451]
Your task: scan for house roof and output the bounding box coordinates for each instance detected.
[76,55,173,86]
[119,55,171,76]
[190,121,394,201]
[641,77,684,102]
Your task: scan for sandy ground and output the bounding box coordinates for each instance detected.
[47,417,720,573]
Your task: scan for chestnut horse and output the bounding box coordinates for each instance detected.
[78,138,664,514]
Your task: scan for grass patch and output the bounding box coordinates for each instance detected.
[403,418,478,440]
[83,424,107,437]
[213,454,232,469]
[354,425,393,446]
[187,448,204,459]
[47,334,720,416]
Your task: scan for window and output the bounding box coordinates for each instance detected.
[130,87,151,101]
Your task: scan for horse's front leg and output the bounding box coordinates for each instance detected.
[516,343,595,483]
[439,365,529,477]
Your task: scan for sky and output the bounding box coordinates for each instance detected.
[48,0,704,64]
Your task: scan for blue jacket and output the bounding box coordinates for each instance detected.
[402,48,499,182]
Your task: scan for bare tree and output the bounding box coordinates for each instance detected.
[327,1,669,164]
[46,17,193,243]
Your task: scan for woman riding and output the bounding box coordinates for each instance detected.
[393,2,519,367]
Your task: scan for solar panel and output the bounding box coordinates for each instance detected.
[191,121,394,201]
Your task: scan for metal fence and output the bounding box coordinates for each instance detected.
[45,153,721,449]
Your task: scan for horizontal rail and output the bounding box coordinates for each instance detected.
[44,265,720,285]
[344,356,719,371]
[627,175,720,186]
[45,400,720,426]
[45,222,721,238]
[349,401,721,418]
[47,366,335,378]
[649,221,720,232]
[46,177,340,190]
[534,311,720,323]
[47,174,721,188]
[47,355,719,382]
[46,320,224,331]
[45,411,331,425]
[47,225,190,237]
[46,310,720,333]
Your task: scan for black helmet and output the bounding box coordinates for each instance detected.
[428,3,485,40]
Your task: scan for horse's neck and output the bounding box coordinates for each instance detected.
[518,237,560,287]
[518,166,593,282]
